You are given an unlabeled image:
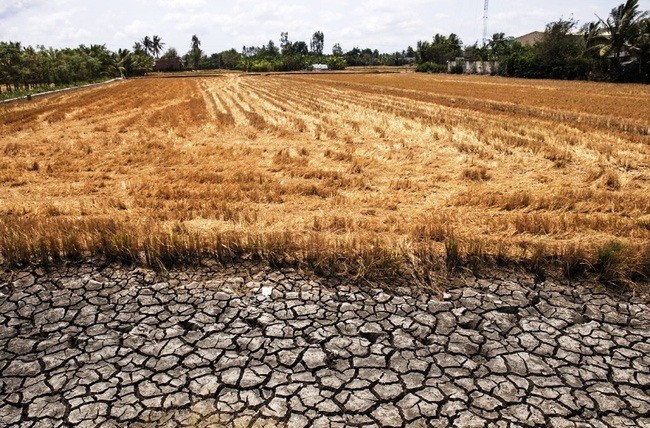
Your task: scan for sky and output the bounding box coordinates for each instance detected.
[1,0,649,54]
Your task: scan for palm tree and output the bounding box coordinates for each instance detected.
[132,42,144,55]
[489,33,509,58]
[580,21,610,78]
[597,0,648,77]
[631,17,650,79]
[583,22,605,54]
[141,36,153,57]
[116,48,131,78]
[152,35,165,59]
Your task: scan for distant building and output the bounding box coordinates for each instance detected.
[154,57,183,72]
[311,64,329,71]
[515,31,544,46]
[514,31,583,47]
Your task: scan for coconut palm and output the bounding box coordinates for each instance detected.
[583,22,606,55]
[152,35,165,59]
[489,33,510,58]
[597,0,648,77]
[141,36,153,57]
[580,21,611,78]
[631,16,650,79]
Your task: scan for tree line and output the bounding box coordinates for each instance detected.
[0,0,648,96]
[415,0,649,82]
[179,31,413,73]
[0,41,153,95]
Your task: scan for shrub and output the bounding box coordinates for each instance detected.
[450,63,464,74]
[416,62,447,73]
[326,56,347,70]
[250,60,273,72]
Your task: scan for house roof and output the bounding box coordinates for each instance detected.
[514,31,544,46]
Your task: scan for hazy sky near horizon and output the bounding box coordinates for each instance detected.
[1,0,649,54]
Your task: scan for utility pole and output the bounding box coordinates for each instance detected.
[483,0,489,46]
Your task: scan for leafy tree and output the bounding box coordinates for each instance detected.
[238,34,315,72]
[4,0,647,88]
[310,31,325,56]
[220,49,241,69]
[292,41,309,56]
[344,47,381,66]
[326,56,346,70]
[534,18,588,79]
[415,62,447,73]
[189,35,202,69]
[502,42,536,78]
[280,32,291,55]
[266,40,279,57]
[161,47,178,59]
[476,1,648,82]
[242,46,258,58]
[241,45,257,72]
[0,40,150,95]
[191,35,201,52]
[0,42,23,90]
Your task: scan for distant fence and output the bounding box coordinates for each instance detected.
[447,59,500,75]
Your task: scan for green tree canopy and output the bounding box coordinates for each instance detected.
[310,31,325,56]
[416,33,463,65]
[189,35,202,69]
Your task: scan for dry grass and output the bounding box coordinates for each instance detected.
[1,74,649,282]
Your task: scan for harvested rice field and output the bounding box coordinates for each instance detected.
[1,73,649,279]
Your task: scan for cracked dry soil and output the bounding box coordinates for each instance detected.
[0,263,649,428]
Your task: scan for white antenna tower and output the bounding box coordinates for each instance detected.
[483,0,489,46]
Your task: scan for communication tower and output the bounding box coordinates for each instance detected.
[483,0,489,46]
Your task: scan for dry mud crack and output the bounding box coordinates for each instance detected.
[1,263,649,427]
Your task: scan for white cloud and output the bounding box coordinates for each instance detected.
[0,0,37,18]
[158,0,207,9]
[1,0,649,53]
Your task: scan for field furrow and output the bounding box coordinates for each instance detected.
[1,73,648,278]
[288,74,650,136]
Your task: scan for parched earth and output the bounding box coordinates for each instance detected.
[1,263,649,428]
